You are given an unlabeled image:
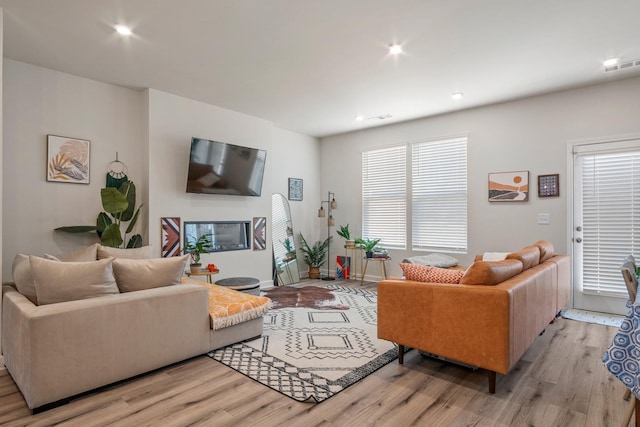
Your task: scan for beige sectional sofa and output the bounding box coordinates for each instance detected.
[2,244,268,410]
[377,240,570,393]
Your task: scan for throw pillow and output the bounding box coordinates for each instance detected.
[52,243,99,262]
[11,253,38,304]
[400,263,433,282]
[30,256,119,305]
[402,253,459,268]
[112,255,190,292]
[426,267,465,284]
[97,245,153,260]
[481,252,510,261]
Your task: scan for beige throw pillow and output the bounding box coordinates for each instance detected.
[52,243,100,262]
[112,255,189,293]
[98,245,153,260]
[12,253,38,304]
[30,256,119,305]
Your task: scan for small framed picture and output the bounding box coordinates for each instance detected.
[488,171,529,202]
[538,174,560,198]
[253,217,266,250]
[288,178,303,201]
[47,134,90,184]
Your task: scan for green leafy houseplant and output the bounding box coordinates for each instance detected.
[337,224,355,248]
[55,180,143,248]
[355,237,381,257]
[183,235,213,265]
[298,233,331,279]
[282,238,296,260]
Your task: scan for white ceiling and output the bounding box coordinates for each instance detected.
[1,0,639,138]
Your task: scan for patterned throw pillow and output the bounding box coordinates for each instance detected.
[400,263,464,284]
[426,267,465,284]
[400,263,433,282]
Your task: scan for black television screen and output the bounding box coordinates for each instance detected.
[186,137,266,196]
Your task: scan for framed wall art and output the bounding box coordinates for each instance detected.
[161,217,181,257]
[488,171,529,202]
[253,217,266,250]
[288,178,303,201]
[538,174,560,198]
[47,134,90,184]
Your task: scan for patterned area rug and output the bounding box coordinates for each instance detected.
[208,284,397,402]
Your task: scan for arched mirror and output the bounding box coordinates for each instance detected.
[272,193,301,285]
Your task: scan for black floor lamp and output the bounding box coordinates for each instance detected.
[318,191,337,280]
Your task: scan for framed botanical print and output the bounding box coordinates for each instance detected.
[288,178,303,201]
[47,134,90,184]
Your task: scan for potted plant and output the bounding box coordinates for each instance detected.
[355,237,381,258]
[337,224,355,248]
[183,234,213,273]
[282,237,296,260]
[298,233,331,279]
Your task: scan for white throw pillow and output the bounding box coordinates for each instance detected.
[97,245,153,260]
[482,252,510,261]
[50,243,99,262]
[112,255,189,293]
[30,256,119,305]
[12,253,38,304]
[403,253,459,268]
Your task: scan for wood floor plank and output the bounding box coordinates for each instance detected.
[0,280,632,426]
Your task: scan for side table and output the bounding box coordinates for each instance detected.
[361,257,390,286]
[186,269,219,284]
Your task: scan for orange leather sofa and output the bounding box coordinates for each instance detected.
[377,240,570,393]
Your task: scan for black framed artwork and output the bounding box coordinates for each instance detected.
[288,178,303,201]
[538,174,560,198]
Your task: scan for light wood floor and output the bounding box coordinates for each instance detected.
[0,280,631,426]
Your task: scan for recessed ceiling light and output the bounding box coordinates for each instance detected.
[451,92,464,100]
[603,58,619,67]
[115,25,132,36]
[389,44,402,55]
[355,115,364,121]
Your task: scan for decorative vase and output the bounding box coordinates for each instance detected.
[190,263,202,274]
[309,266,321,279]
[345,240,356,249]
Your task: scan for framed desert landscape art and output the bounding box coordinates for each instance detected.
[488,171,529,202]
[47,134,90,184]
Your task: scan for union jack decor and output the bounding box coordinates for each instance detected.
[161,217,181,257]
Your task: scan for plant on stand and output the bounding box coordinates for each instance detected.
[337,224,355,248]
[282,237,297,261]
[183,234,213,273]
[298,233,331,279]
[355,237,381,258]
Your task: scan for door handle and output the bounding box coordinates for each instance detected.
[575,238,582,243]
[576,226,582,231]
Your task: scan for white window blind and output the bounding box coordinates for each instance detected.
[581,150,640,297]
[362,146,407,249]
[411,137,467,252]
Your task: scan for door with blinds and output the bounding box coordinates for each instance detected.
[573,137,640,315]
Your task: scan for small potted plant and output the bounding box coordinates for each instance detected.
[183,234,213,273]
[355,237,381,258]
[282,237,296,260]
[298,233,331,279]
[337,224,355,248]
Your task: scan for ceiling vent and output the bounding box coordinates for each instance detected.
[603,59,640,73]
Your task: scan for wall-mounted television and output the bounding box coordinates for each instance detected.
[186,137,267,196]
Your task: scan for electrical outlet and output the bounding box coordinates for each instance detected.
[537,213,550,225]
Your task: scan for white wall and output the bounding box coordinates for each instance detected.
[2,59,143,281]
[321,76,640,280]
[145,89,320,285]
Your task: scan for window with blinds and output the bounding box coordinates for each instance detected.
[361,145,407,249]
[411,137,467,252]
[361,136,467,252]
[581,150,640,297]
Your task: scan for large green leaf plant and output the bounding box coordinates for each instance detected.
[56,180,143,248]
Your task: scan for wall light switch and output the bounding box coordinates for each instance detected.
[537,213,550,225]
